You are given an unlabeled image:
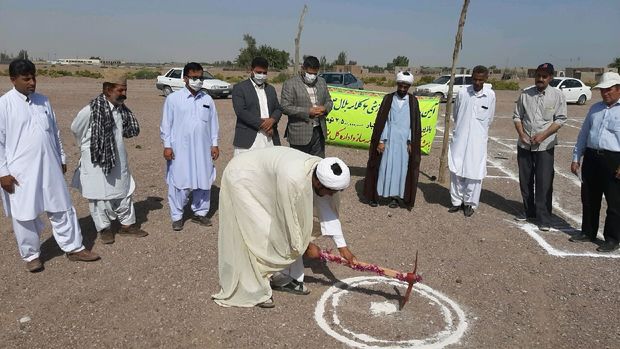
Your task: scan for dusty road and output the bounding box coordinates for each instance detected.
[0,77,618,348]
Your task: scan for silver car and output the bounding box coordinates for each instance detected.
[319,72,364,89]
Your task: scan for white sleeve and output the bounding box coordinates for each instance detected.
[314,194,347,247]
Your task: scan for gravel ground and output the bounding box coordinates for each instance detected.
[0,77,618,349]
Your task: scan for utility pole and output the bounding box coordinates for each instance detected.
[294,4,308,75]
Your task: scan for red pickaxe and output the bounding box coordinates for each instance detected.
[318,250,421,310]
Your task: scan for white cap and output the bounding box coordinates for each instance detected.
[316,157,351,191]
[396,71,414,85]
[593,72,620,89]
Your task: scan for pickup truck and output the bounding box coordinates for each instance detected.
[156,68,233,98]
[414,74,492,101]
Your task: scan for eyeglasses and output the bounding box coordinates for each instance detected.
[186,76,205,82]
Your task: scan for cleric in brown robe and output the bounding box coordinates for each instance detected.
[363,71,422,209]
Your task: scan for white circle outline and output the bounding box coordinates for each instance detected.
[314,276,468,349]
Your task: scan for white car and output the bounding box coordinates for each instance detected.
[414,74,492,101]
[525,78,592,105]
[156,68,233,98]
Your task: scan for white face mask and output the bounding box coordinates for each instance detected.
[304,72,317,84]
[188,78,203,92]
[252,73,267,85]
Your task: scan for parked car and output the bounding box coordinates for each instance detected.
[319,72,364,89]
[414,74,492,101]
[156,68,233,98]
[524,78,591,105]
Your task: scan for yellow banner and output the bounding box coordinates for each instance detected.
[326,87,439,155]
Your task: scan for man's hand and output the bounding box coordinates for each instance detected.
[315,106,326,116]
[266,128,274,138]
[338,246,357,265]
[309,106,324,118]
[304,242,321,259]
[62,164,67,174]
[0,175,19,194]
[211,146,220,161]
[530,133,546,145]
[571,161,580,175]
[163,147,174,161]
[260,118,276,132]
[377,143,385,154]
[519,133,531,145]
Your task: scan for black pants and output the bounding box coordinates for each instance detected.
[290,126,325,158]
[581,148,620,244]
[517,147,555,225]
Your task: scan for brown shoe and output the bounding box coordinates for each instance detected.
[118,225,148,238]
[66,249,101,262]
[26,258,43,273]
[99,228,115,244]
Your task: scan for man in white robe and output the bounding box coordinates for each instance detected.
[160,62,219,231]
[448,65,496,217]
[0,59,100,272]
[71,73,148,244]
[212,147,357,308]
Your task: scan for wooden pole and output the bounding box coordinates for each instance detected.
[437,0,470,184]
[294,5,308,75]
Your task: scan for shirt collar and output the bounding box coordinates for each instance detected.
[12,88,31,103]
[395,93,409,101]
[468,85,487,97]
[184,86,204,99]
[250,78,265,90]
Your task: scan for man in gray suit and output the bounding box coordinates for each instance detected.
[232,57,282,156]
[281,56,333,158]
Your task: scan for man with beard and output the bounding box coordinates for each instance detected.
[0,59,100,272]
[232,56,282,156]
[364,71,422,209]
[71,72,147,244]
[281,56,333,158]
[513,63,567,231]
[448,65,496,217]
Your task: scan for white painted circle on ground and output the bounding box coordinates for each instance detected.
[314,276,468,349]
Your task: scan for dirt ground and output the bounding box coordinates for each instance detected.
[0,76,618,349]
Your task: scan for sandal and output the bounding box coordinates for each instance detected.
[388,199,398,208]
[256,297,275,308]
[271,279,311,295]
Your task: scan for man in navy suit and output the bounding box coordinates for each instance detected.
[232,57,282,156]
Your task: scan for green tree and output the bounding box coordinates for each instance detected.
[235,34,259,68]
[17,49,28,60]
[608,57,620,69]
[386,56,409,71]
[334,51,347,65]
[235,34,290,70]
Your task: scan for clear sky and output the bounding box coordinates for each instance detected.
[0,0,618,68]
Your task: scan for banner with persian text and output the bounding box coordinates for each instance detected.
[325,87,439,155]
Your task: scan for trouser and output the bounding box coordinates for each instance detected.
[270,257,305,287]
[581,148,620,244]
[290,126,325,158]
[233,131,274,157]
[167,183,211,222]
[88,195,136,232]
[12,207,84,261]
[517,147,554,225]
[450,172,483,208]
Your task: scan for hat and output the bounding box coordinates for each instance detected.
[316,157,351,191]
[104,70,128,85]
[592,72,620,89]
[396,71,414,85]
[536,63,554,75]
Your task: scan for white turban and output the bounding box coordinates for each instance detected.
[316,157,351,191]
[396,71,414,85]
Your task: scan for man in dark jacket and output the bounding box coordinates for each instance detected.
[232,57,282,156]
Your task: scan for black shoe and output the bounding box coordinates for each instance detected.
[448,204,462,213]
[463,205,474,217]
[538,225,550,232]
[569,233,595,243]
[514,213,534,222]
[388,199,398,208]
[596,242,619,253]
[191,214,212,227]
[256,297,275,308]
[271,279,310,295]
[369,200,378,207]
[172,219,184,231]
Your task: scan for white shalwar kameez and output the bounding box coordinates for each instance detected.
[448,85,496,208]
[0,88,84,261]
[71,103,136,232]
[160,88,219,221]
[212,147,347,307]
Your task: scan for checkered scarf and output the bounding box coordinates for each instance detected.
[89,94,140,174]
